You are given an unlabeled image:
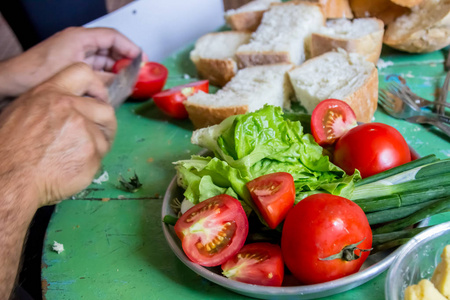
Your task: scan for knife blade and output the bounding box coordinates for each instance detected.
[108,52,142,108]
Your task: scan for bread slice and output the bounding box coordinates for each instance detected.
[184,63,294,128]
[311,18,384,64]
[235,1,325,68]
[190,31,251,87]
[225,0,281,32]
[390,0,423,8]
[288,50,378,123]
[384,0,450,53]
[304,0,353,18]
[349,0,409,25]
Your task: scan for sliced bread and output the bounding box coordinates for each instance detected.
[235,1,325,68]
[184,63,294,128]
[311,18,384,64]
[384,0,450,53]
[288,50,378,123]
[225,0,281,32]
[305,0,353,18]
[349,0,409,25]
[190,31,251,87]
[390,0,423,8]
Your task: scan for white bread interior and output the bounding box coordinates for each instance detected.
[225,0,281,31]
[311,18,384,64]
[190,31,251,87]
[185,63,294,128]
[235,1,324,67]
[384,0,450,53]
[288,50,378,123]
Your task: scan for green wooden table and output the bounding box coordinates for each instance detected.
[41,43,450,299]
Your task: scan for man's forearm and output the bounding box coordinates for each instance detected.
[0,177,38,299]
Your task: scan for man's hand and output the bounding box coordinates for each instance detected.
[0,62,116,206]
[0,26,140,98]
[0,63,116,298]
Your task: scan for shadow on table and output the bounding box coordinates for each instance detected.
[134,101,195,131]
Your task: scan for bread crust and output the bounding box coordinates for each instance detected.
[236,52,292,68]
[384,7,450,53]
[349,0,409,25]
[226,10,266,32]
[390,0,423,8]
[184,102,249,129]
[303,0,353,18]
[342,67,378,123]
[310,18,384,64]
[192,57,237,87]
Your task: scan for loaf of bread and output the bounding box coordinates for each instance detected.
[349,0,409,25]
[225,0,281,32]
[305,0,353,18]
[288,50,378,123]
[310,18,384,64]
[190,31,251,87]
[235,1,325,68]
[384,0,450,53]
[390,0,423,7]
[184,63,294,128]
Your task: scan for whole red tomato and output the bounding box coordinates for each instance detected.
[281,194,372,284]
[174,194,248,267]
[112,59,168,100]
[333,123,411,178]
[152,80,209,119]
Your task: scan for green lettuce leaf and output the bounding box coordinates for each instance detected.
[175,105,360,223]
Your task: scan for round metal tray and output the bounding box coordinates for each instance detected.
[161,175,415,299]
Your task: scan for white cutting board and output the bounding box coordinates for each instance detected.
[85,0,225,62]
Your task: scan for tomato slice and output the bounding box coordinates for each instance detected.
[112,59,168,100]
[311,99,358,146]
[152,80,209,119]
[246,172,295,229]
[221,242,284,286]
[174,194,248,267]
[281,194,372,284]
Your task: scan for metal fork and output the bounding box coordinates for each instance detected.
[379,89,450,123]
[378,89,450,137]
[436,51,450,114]
[385,81,450,109]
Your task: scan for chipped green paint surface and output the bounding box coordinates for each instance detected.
[42,41,450,299]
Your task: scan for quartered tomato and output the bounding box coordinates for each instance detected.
[112,59,168,99]
[281,194,372,284]
[152,80,209,119]
[174,194,248,267]
[333,122,411,178]
[221,242,284,286]
[311,99,357,146]
[246,172,295,229]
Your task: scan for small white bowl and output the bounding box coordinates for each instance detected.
[385,221,450,300]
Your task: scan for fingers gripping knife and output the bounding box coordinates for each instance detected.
[108,52,142,108]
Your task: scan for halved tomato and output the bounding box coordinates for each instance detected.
[311,99,357,146]
[174,194,248,267]
[112,59,168,100]
[246,172,295,229]
[152,80,209,119]
[221,242,284,286]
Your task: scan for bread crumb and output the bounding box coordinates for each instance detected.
[183,74,191,79]
[147,157,154,163]
[377,59,394,69]
[92,171,109,185]
[52,241,64,254]
[101,198,110,202]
